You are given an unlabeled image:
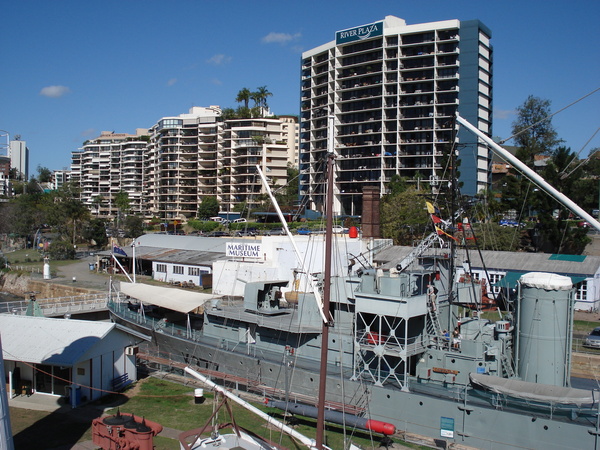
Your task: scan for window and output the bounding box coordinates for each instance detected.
[576,280,588,301]
[188,267,201,276]
[156,264,167,273]
[173,266,184,275]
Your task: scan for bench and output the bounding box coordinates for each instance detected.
[112,373,133,392]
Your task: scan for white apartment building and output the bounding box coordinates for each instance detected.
[72,107,298,222]
[9,140,29,181]
[73,129,148,218]
[300,16,493,216]
[279,115,300,168]
[146,106,223,221]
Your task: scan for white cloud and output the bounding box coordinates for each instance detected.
[81,128,97,138]
[206,54,232,65]
[167,78,177,86]
[40,85,71,98]
[262,32,301,45]
[210,78,223,86]
[494,109,515,120]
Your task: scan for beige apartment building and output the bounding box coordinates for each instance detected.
[72,107,298,222]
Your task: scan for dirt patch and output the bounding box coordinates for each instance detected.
[574,310,600,323]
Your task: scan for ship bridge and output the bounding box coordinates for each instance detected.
[352,269,443,389]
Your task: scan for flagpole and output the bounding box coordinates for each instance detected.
[132,241,136,283]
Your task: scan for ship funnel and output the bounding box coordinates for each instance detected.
[516,272,573,387]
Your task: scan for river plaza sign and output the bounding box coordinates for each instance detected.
[336,21,383,45]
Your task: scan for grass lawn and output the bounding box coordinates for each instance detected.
[10,376,423,449]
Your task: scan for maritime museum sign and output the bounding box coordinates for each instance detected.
[336,21,383,44]
[226,242,262,259]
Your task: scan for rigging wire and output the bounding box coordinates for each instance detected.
[559,127,600,179]
[498,87,600,145]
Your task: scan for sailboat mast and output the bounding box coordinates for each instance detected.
[316,152,335,449]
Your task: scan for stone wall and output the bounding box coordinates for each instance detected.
[0,273,97,299]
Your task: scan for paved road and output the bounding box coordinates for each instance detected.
[50,254,117,293]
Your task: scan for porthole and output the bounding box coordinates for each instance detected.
[451,359,455,363]
[544,425,548,430]
[310,377,314,382]
[419,401,423,406]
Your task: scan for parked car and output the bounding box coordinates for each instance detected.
[296,227,312,235]
[267,227,285,236]
[235,228,258,237]
[233,218,247,223]
[206,231,230,237]
[584,327,600,348]
[499,219,519,227]
[578,221,591,228]
[332,225,347,234]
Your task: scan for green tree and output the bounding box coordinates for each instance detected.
[236,88,251,109]
[123,215,144,238]
[36,166,52,183]
[82,218,108,249]
[46,182,90,245]
[511,96,561,165]
[221,108,237,120]
[197,197,220,219]
[114,191,130,214]
[380,186,430,245]
[48,239,76,260]
[255,86,272,111]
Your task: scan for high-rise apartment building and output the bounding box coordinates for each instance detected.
[9,139,29,181]
[146,106,223,221]
[221,117,291,213]
[73,129,148,217]
[300,16,492,216]
[72,107,298,222]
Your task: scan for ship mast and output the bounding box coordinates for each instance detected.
[315,151,335,449]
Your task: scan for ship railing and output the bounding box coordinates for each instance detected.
[0,293,108,316]
[108,301,203,342]
[356,331,427,356]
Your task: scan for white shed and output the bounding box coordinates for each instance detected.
[0,315,137,406]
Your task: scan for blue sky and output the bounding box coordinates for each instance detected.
[2,0,599,175]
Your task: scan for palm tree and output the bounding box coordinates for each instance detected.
[236,88,251,109]
[256,86,272,110]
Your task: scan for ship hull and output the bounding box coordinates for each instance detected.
[110,310,598,450]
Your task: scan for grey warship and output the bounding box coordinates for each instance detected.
[109,231,599,449]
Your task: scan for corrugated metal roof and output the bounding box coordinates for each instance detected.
[0,315,115,366]
[375,247,600,277]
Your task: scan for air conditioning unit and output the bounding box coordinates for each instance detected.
[125,346,138,356]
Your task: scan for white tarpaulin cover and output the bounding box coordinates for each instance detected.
[120,282,218,314]
[520,272,573,291]
[470,373,595,406]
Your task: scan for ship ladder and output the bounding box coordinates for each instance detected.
[352,386,371,417]
[426,306,444,348]
[500,352,515,378]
